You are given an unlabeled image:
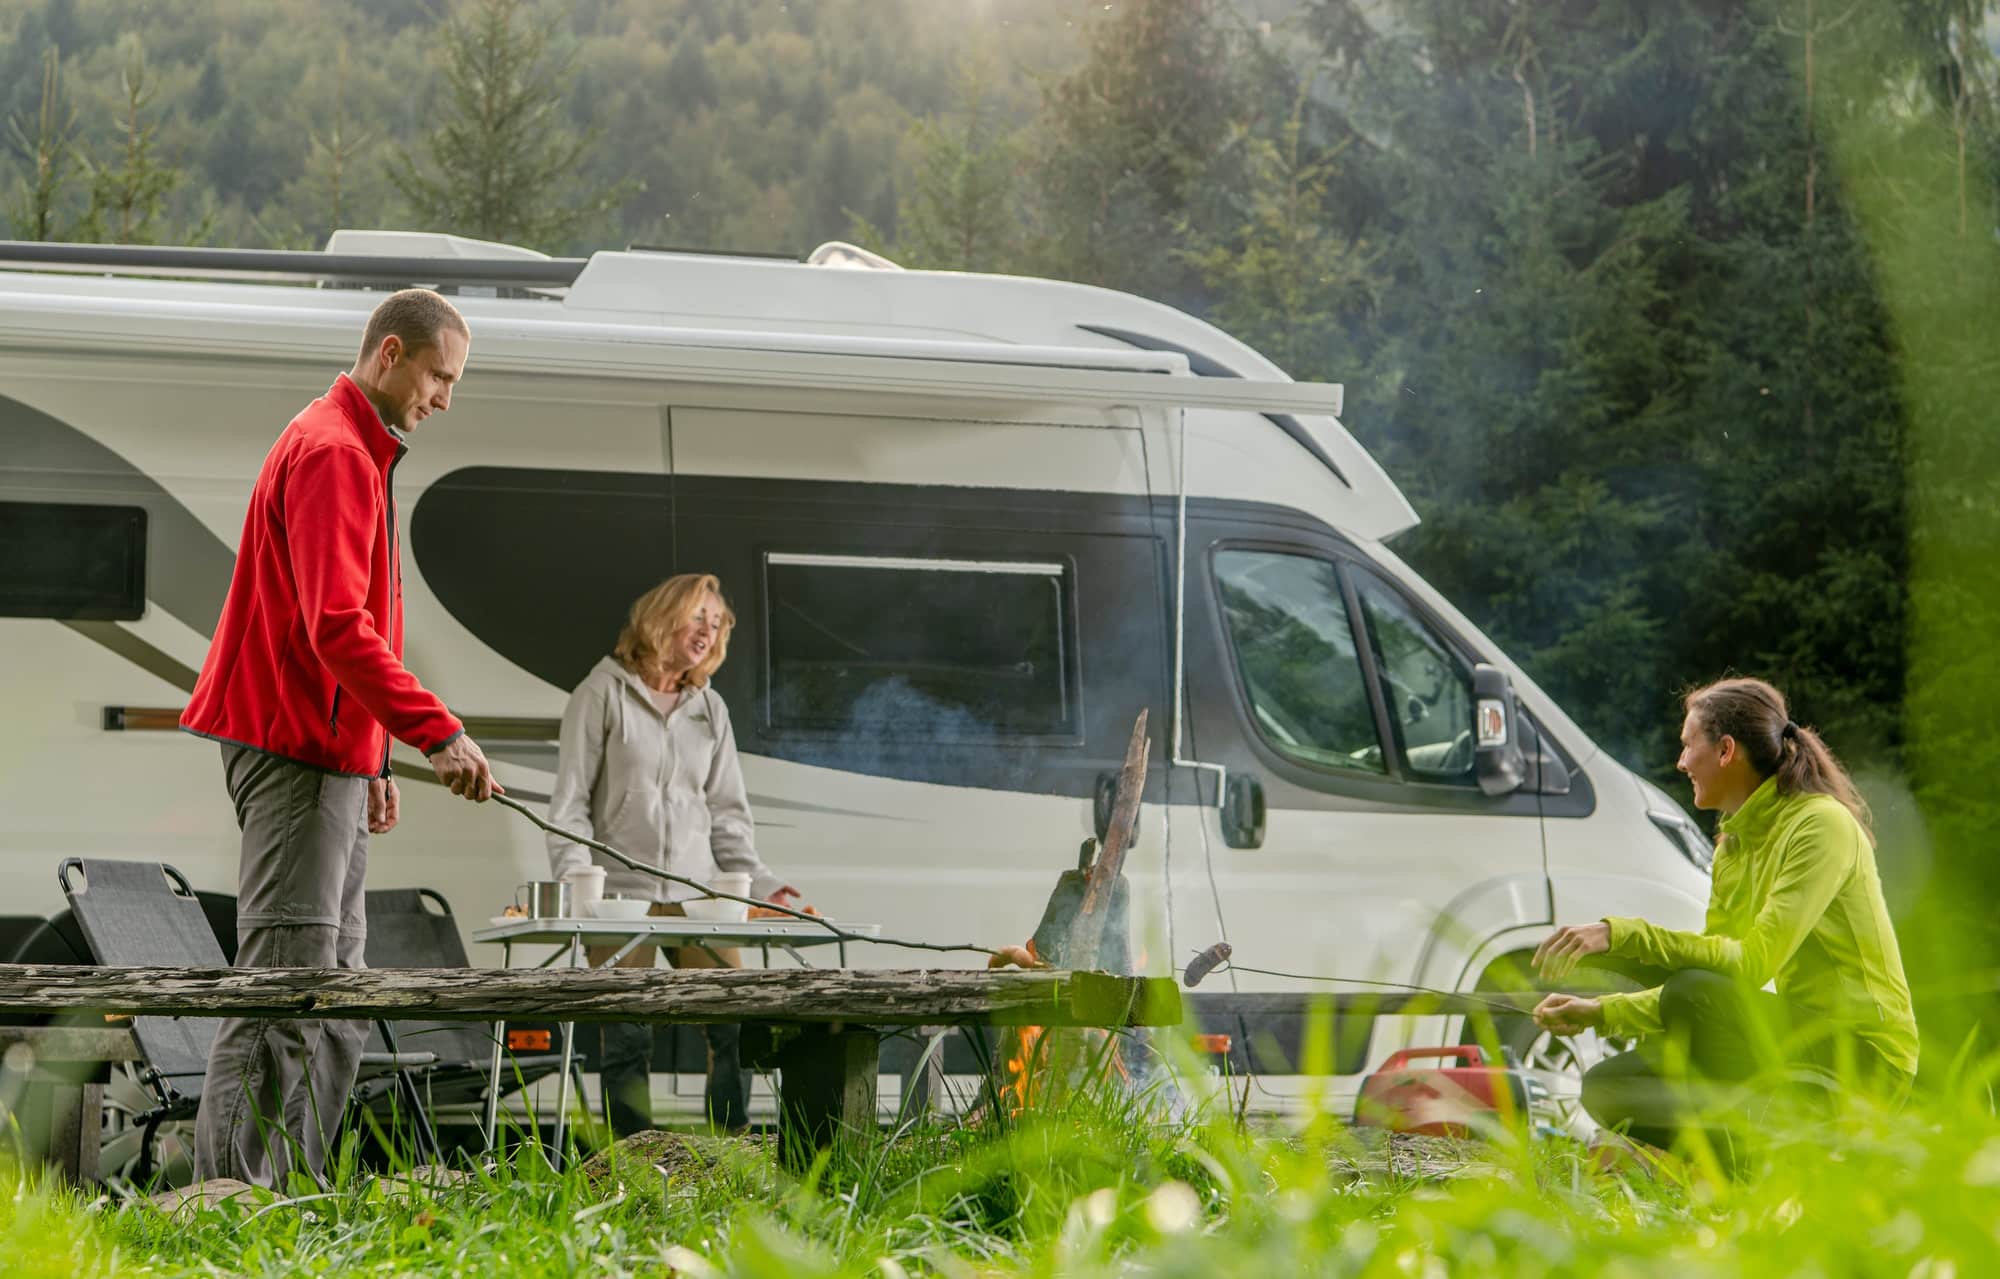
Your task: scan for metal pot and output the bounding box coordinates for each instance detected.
[514,880,572,919]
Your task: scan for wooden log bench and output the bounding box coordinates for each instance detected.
[0,963,1182,1179]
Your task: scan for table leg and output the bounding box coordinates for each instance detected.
[551,933,581,1161]
[483,940,513,1155]
[775,1025,879,1172]
[37,1080,101,1186]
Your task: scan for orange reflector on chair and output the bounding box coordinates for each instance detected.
[507,1029,552,1052]
[1194,1033,1232,1055]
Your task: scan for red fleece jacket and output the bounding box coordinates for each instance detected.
[181,373,463,776]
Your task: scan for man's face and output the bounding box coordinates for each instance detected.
[373,328,469,433]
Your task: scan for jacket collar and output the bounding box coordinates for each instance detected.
[329,373,406,469]
[1718,775,1784,847]
[597,655,705,709]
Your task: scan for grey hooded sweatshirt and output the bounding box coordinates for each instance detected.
[546,655,783,902]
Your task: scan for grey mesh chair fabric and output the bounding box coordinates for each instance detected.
[59,858,230,1099]
[360,888,566,1114]
[56,858,437,1178]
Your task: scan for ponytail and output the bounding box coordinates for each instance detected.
[1685,677,1872,838]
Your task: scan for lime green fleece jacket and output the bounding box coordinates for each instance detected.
[1595,778,1918,1077]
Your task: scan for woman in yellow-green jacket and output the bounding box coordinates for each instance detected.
[1529,677,1917,1153]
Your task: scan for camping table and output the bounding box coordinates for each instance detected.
[469,916,883,1153]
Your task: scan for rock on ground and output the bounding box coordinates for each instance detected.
[146,1178,269,1214]
[578,1129,773,1191]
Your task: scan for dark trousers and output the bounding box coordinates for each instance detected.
[597,1022,747,1136]
[586,902,749,1136]
[1581,968,1907,1155]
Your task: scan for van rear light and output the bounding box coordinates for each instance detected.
[1194,1033,1232,1055]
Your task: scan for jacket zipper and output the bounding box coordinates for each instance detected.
[379,445,406,778]
[330,686,343,736]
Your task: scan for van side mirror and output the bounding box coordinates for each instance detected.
[1221,774,1265,849]
[1472,664,1526,797]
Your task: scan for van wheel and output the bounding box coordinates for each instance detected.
[1462,957,1640,1142]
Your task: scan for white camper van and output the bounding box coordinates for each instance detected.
[0,233,1712,1133]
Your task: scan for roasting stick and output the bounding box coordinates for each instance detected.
[492,793,1005,960]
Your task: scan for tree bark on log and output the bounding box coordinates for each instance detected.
[0,964,1182,1028]
[1065,709,1149,968]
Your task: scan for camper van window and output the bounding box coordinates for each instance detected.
[763,552,1077,740]
[0,501,146,621]
[1214,550,1385,774]
[1349,569,1478,786]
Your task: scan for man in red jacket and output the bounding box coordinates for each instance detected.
[181,287,499,1187]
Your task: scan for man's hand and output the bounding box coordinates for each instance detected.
[1532,921,1611,981]
[1532,993,1603,1036]
[766,884,802,907]
[429,734,502,802]
[367,777,400,834]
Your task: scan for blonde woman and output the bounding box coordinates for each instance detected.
[548,573,797,1134]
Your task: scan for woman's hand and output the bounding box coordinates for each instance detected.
[1532,993,1603,1036]
[1532,921,1611,981]
[766,884,802,907]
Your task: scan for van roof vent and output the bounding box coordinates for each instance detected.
[805,241,903,270]
[323,229,553,262]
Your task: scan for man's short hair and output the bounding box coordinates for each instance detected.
[356,288,469,365]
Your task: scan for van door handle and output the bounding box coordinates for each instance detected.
[1221,774,1266,849]
[1093,772,1141,843]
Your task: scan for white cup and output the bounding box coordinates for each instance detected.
[709,871,752,901]
[561,865,606,914]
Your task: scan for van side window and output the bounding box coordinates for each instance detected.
[0,501,146,621]
[1349,569,1477,786]
[1214,550,1385,773]
[764,552,1077,739]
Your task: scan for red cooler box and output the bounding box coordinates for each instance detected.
[1353,1045,1528,1137]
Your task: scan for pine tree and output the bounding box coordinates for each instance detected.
[3,47,78,241]
[1024,0,1245,303]
[883,61,1021,271]
[77,37,184,244]
[1182,77,1382,380]
[389,0,635,250]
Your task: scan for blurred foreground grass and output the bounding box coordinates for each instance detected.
[7,1051,1998,1279]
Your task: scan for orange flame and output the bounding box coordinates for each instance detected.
[1003,1024,1044,1114]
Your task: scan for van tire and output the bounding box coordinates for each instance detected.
[1459,951,1643,1141]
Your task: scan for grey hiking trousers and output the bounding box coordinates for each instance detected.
[192,744,372,1188]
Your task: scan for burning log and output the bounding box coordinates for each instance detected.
[988,710,1151,1115]
[1066,709,1148,970]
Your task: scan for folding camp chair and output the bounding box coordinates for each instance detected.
[359,888,572,1144]
[57,858,439,1180]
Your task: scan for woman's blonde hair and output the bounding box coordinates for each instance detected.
[614,573,734,688]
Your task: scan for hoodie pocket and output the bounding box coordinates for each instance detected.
[329,686,344,737]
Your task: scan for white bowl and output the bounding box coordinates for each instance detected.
[680,896,749,923]
[588,897,652,920]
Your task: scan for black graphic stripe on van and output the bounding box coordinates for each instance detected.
[61,620,200,692]
[1,393,237,637]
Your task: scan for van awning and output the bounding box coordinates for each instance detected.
[0,288,1343,419]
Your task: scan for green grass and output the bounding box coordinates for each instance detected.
[9,1047,2000,1278]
